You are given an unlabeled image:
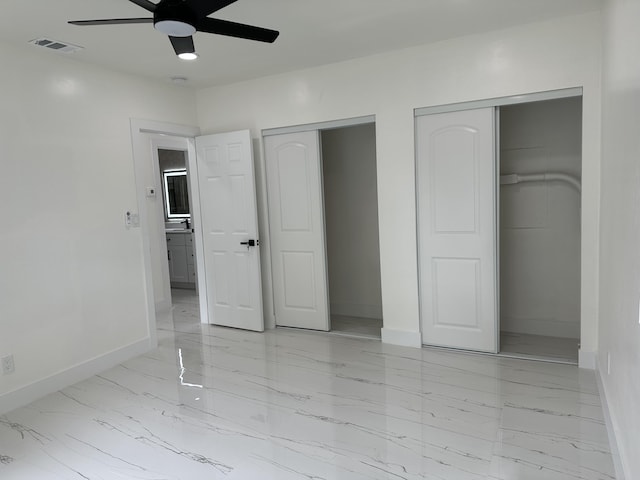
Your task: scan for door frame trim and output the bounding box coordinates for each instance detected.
[262,115,375,137]
[414,87,582,117]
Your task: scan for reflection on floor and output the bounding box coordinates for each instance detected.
[171,287,198,306]
[331,314,382,338]
[500,331,579,364]
[0,292,614,479]
[170,287,200,321]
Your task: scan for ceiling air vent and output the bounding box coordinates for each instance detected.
[29,38,84,54]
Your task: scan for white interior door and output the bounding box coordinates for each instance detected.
[416,108,498,352]
[194,130,264,332]
[264,131,330,331]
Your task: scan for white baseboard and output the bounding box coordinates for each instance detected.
[330,303,383,320]
[501,316,580,339]
[0,337,151,416]
[595,360,628,480]
[578,349,597,370]
[381,328,422,348]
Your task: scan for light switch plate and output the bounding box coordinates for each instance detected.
[125,211,140,228]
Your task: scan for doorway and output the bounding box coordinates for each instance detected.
[264,118,383,339]
[155,147,201,326]
[321,124,383,338]
[132,122,264,337]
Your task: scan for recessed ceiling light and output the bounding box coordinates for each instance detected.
[171,76,188,85]
[178,52,198,61]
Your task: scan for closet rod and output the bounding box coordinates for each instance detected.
[500,173,581,193]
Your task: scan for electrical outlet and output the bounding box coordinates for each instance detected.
[1,354,15,375]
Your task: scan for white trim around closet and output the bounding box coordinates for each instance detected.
[262,115,375,136]
[414,87,583,117]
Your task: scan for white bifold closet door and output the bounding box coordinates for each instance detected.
[194,130,264,332]
[264,131,330,331]
[416,108,498,353]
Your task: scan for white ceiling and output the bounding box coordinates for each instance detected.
[0,0,601,89]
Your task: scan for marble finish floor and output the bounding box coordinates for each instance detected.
[500,332,580,364]
[331,314,382,338]
[170,286,199,306]
[0,295,615,479]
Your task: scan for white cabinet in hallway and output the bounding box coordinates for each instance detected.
[186,244,196,283]
[166,232,195,286]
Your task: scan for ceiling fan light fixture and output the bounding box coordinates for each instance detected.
[178,52,199,61]
[69,0,281,59]
[154,20,196,37]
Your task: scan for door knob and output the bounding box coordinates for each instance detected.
[240,239,257,249]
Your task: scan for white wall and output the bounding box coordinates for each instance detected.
[321,124,382,320]
[0,41,197,413]
[196,12,602,352]
[500,98,582,339]
[598,0,640,477]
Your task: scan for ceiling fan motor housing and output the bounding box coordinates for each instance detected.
[154,1,197,37]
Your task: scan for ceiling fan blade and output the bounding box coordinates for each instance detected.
[186,0,237,17]
[196,18,279,43]
[69,18,154,26]
[169,35,195,55]
[128,0,157,12]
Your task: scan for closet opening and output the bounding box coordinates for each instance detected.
[498,97,582,363]
[321,124,383,339]
[263,117,383,338]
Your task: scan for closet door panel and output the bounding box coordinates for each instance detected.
[416,108,498,352]
[264,131,329,331]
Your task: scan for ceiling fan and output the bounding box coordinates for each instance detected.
[69,0,279,59]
